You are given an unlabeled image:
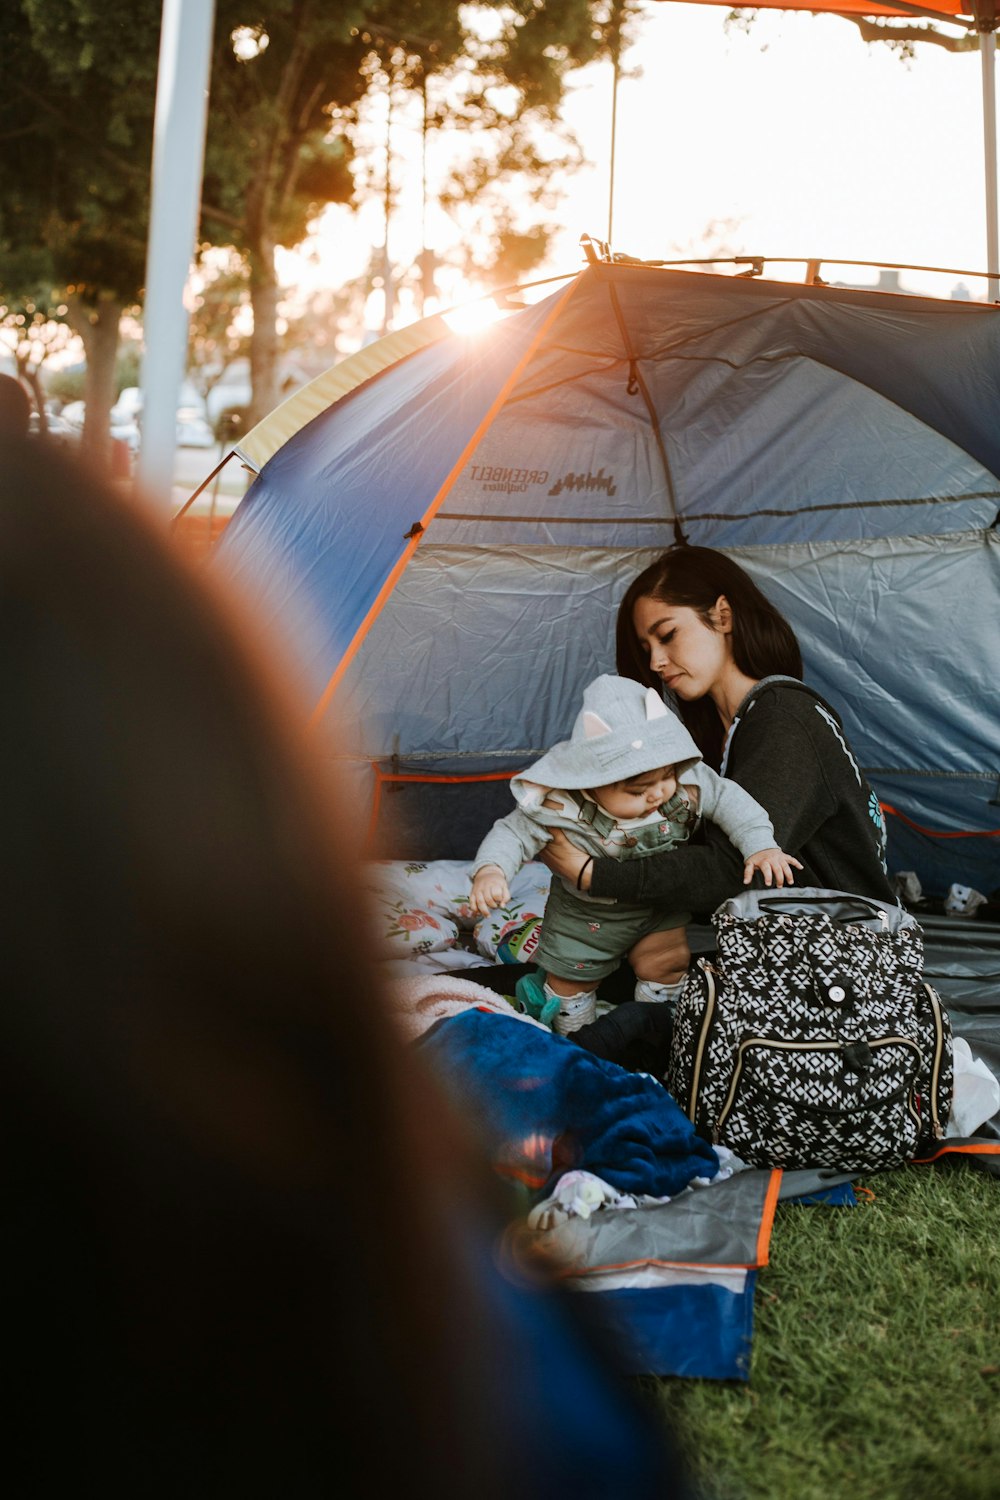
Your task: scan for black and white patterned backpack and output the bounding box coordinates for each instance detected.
[665,888,953,1173]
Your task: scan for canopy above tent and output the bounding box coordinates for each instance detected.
[654,0,982,20]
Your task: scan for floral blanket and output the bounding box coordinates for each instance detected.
[363,858,552,979]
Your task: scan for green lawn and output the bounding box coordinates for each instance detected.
[638,1164,1000,1500]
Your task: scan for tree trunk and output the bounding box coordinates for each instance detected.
[247,235,279,428]
[18,359,47,433]
[67,290,123,471]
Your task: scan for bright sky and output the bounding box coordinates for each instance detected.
[557,4,986,288]
[283,1,993,332]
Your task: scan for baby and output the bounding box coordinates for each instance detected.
[470,674,800,1035]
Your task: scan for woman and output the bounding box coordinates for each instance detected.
[543,546,894,915]
[0,440,682,1496]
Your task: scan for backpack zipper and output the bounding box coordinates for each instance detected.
[714,1035,924,1143]
[922,983,946,1139]
[686,959,717,1123]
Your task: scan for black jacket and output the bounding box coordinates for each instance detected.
[589,680,895,916]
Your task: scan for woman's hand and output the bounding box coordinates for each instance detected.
[743,847,804,888]
[539,829,593,891]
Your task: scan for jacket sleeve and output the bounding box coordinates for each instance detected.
[685,764,776,858]
[590,698,837,911]
[724,705,839,856]
[473,809,551,883]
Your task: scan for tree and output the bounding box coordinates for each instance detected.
[1,1,617,446]
[201,1,611,422]
[845,17,975,56]
[0,280,74,430]
[0,0,161,465]
[723,4,976,56]
[186,250,252,413]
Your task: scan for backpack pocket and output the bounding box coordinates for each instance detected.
[713,1036,924,1171]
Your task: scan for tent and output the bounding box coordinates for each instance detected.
[215,256,1000,1380]
[217,258,1000,899]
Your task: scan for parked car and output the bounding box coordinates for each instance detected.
[112,416,141,453]
[38,400,137,463]
[54,394,213,452]
[110,386,144,426]
[204,361,252,426]
[27,410,79,446]
[59,400,86,431]
[176,406,216,448]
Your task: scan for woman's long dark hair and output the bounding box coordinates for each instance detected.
[616,546,803,768]
[2,440,637,1495]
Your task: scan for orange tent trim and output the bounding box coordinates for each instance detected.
[309,276,585,728]
[881,802,1000,839]
[364,765,524,848]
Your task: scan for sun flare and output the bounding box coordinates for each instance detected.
[440,297,506,335]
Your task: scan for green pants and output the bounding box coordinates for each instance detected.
[535,877,690,984]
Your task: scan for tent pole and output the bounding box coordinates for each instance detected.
[980,27,1000,302]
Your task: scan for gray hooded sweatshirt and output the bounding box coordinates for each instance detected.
[473,675,776,896]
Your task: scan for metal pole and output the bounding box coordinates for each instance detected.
[980,28,1000,302]
[137,0,216,512]
[381,73,394,335]
[419,70,428,317]
[607,4,623,246]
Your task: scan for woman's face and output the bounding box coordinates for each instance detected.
[632,594,733,701]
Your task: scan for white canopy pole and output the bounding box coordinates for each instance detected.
[137,0,216,512]
[607,0,624,247]
[607,35,620,245]
[980,27,1000,302]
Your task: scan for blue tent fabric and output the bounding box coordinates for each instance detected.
[218,263,1000,895]
[221,285,578,698]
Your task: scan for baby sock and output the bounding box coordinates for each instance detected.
[634,977,687,1010]
[551,985,597,1036]
[515,972,596,1033]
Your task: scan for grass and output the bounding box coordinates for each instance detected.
[636,1164,1000,1500]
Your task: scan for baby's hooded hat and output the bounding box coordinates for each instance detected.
[514,674,701,797]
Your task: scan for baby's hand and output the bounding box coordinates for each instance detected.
[470,865,511,916]
[743,848,804,888]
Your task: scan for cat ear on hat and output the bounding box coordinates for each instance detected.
[582,711,613,740]
[644,688,668,721]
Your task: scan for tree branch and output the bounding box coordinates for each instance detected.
[199,201,245,233]
[11,78,147,180]
[839,14,977,51]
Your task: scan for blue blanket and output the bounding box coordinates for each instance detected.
[420,1009,718,1199]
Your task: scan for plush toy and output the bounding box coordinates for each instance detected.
[514,969,562,1028]
[494,912,543,965]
